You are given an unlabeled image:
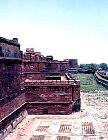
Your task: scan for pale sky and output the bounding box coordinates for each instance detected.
[0,0,108,64]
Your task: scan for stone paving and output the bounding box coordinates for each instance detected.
[4,92,108,140]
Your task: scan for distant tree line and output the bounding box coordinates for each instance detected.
[79,63,108,74]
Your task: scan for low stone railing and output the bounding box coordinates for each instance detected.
[25,79,80,86]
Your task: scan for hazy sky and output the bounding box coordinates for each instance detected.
[0,0,108,64]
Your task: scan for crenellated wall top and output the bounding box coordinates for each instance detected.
[0,37,20,47]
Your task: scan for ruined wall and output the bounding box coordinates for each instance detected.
[25,80,80,114]
[22,49,79,79]
[25,80,73,114]
[27,103,72,115]
[72,80,80,111]
[22,49,46,80]
[46,60,60,75]
[60,61,69,74]
[0,37,20,58]
[22,49,80,115]
[0,37,26,132]
[25,81,72,102]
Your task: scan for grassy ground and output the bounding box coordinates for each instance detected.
[73,73,107,93]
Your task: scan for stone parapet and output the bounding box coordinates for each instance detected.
[25,79,80,86]
[0,37,20,47]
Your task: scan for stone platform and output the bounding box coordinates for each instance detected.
[4,92,108,140]
[4,112,108,140]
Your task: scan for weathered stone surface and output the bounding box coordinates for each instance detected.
[0,37,26,133]
[0,41,80,138]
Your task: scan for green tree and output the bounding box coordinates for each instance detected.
[100,63,108,71]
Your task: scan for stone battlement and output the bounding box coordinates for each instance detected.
[0,37,20,47]
[23,51,46,62]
